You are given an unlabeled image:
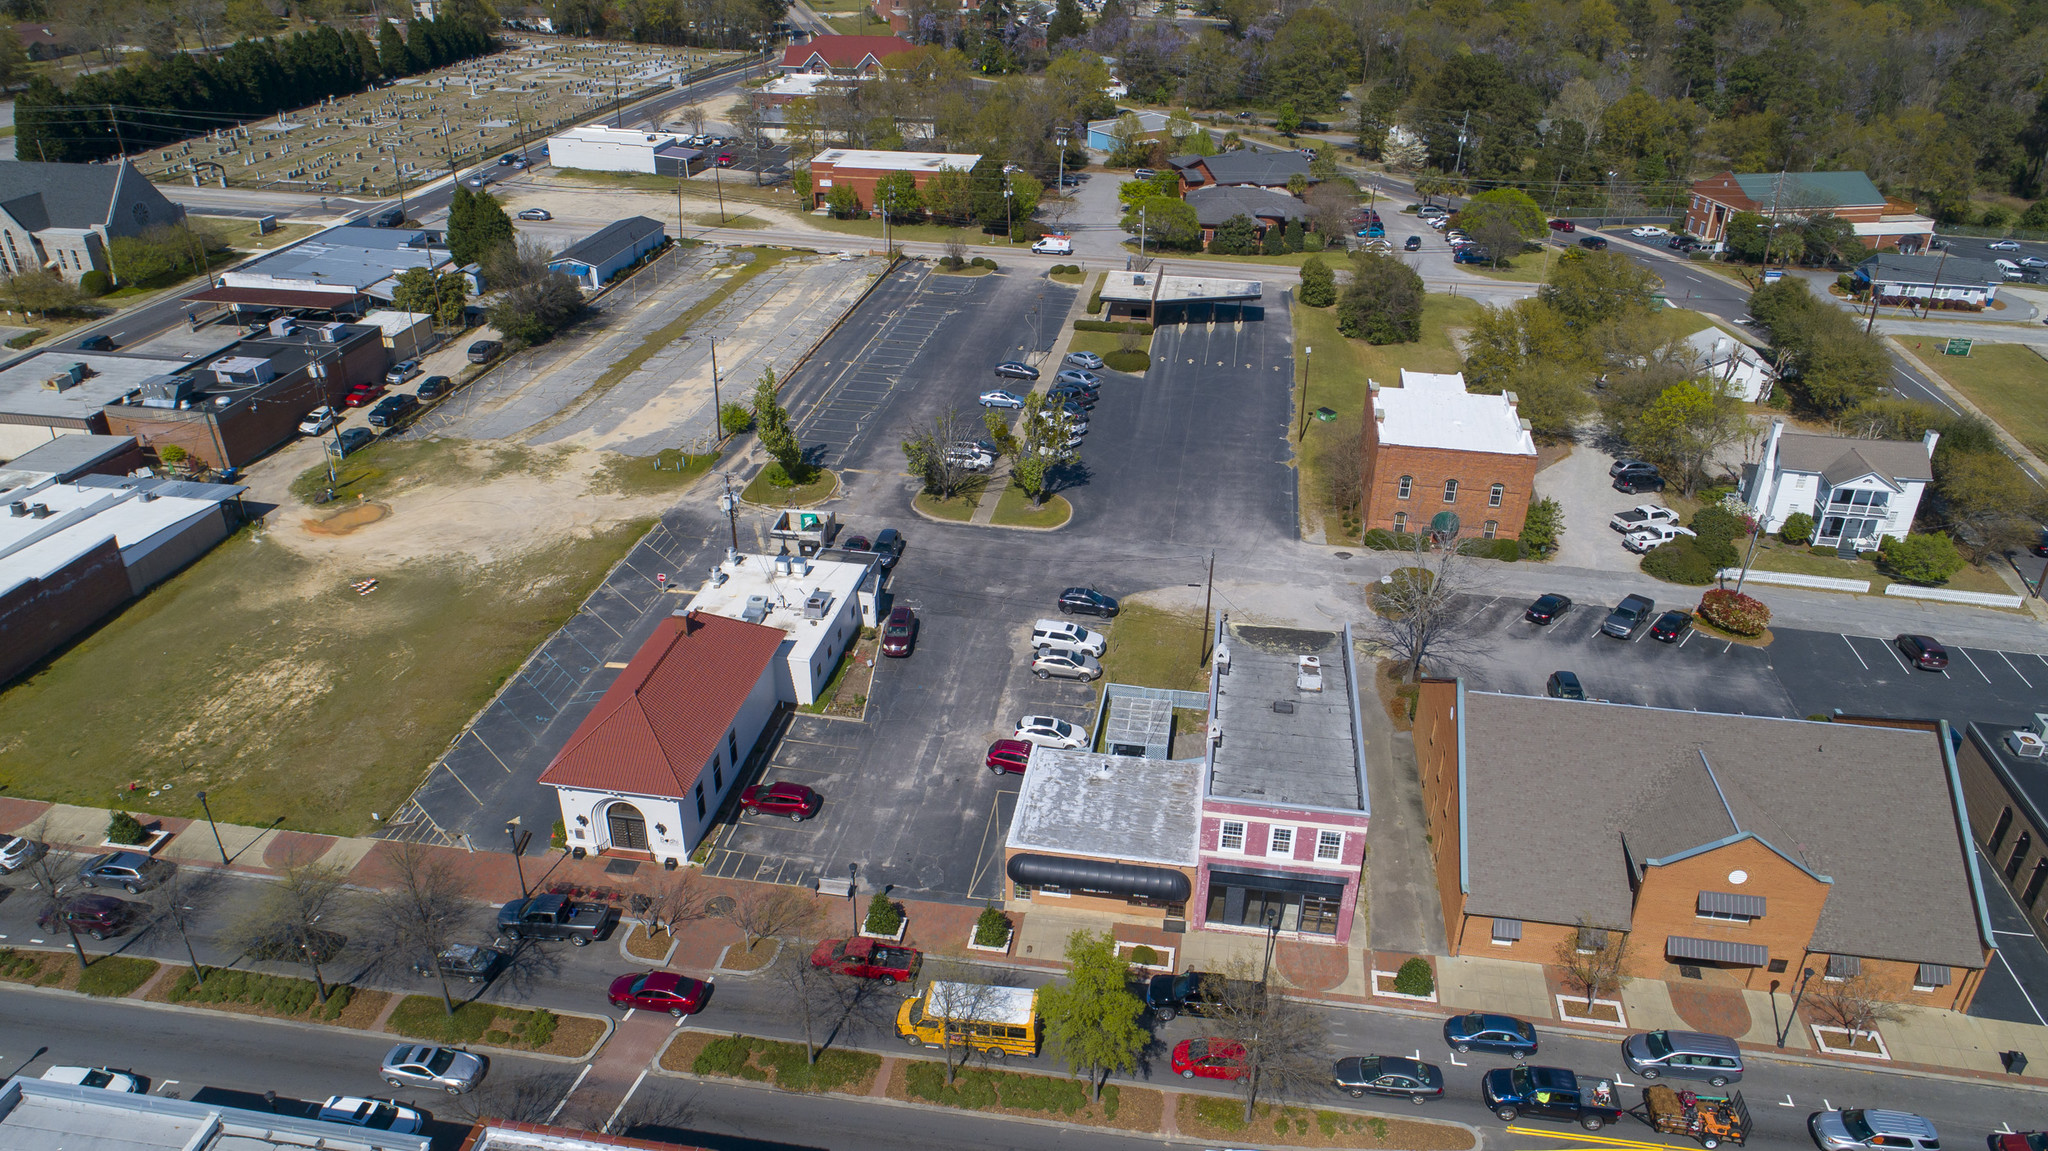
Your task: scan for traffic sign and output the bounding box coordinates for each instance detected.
[1943,338,1973,356]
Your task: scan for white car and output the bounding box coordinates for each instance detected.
[1032,650,1102,681]
[1031,618,1105,657]
[944,443,994,471]
[1014,715,1087,749]
[41,1066,143,1092]
[317,1096,426,1134]
[1609,504,1679,533]
[978,389,1024,409]
[0,833,45,873]
[1623,524,1696,553]
[297,405,337,435]
[1629,225,1671,238]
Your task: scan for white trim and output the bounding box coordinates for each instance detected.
[1267,826,1295,858]
[1555,994,1628,1028]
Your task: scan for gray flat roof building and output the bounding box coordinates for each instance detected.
[1008,747,1202,867]
[0,352,194,424]
[0,1076,430,1151]
[1209,622,1365,811]
[220,221,449,297]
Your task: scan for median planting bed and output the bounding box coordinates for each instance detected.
[159,967,385,1027]
[667,1032,882,1094]
[1175,1095,1475,1149]
[387,995,601,1056]
[0,949,158,997]
[888,1061,1162,1132]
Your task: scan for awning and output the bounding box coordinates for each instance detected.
[185,286,367,309]
[1492,918,1523,941]
[1207,867,1347,899]
[1006,854,1190,901]
[1916,963,1952,987]
[1666,935,1769,966]
[1697,891,1766,918]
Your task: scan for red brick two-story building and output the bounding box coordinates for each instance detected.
[1357,370,1538,541]
[1684,170,1935,253]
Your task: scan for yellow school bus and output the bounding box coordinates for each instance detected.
[896,980,1040,1059]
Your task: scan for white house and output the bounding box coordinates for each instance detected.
[684,549,878,706]
[1685,327,1775,403]
[539,610,787,864]
[1743,418,1938,549]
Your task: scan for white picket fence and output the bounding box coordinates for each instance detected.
[1884,584,2026,609]
[1716,569,1871,593]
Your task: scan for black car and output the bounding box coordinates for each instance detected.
[367,393,420,428]
[1145,968,1256,1020]
[417,375,452,400]
[1614,472,1666,494]
[994,361,1040,381]
[871,528,904,570]
[1404,235,1422,250]
[414,943,506,984]
[1578,235,1608,250]
[1546,671,1586,700]
[1896,633,1949,670]
[1649,611,1691,642]
[1048,384,1097,408]
[1524,594,1571,624]
[1332,1055,1445,1104]
[78,333,116,351]
[335,427,375,456]
[373,207,405,228]
[1058,587,1118,617]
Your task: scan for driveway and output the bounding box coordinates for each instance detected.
[1534,439,1646,573]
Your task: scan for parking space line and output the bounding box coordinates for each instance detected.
[2001,652,2036,689]
[1872,635,1913,672]
[1958,648,1994,684]
[1840,634,1869,670]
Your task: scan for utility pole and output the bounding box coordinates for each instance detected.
[710,336,723,440]
[1198,551,1215,666]
[1297,345,1312,438]
[720,474,741,553]
[106,104,126,158]
[714,159,726,224]
[1450,109,1470,179]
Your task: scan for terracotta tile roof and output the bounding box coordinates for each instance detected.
[538,612,785,799]
[780,35,913,69]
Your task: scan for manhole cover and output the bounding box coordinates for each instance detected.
[708,896,737,918]
[1333,552,1352,560]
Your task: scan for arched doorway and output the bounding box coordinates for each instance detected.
[605,801,649,851]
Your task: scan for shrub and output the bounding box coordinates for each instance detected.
[79,270,110,296]
[719,402,754,435]
[695,1035,756,1078]
[971,256,989,268]
[1391,957,1435,996]
[973,906,1011,947]
[1780,511,1814,545]
[762,462,798,487]
[1129,944,1160,966]
[105,811,147,845]
[157,444,189,466]
[1087,282,1102,313]
[1688,505,1745,566]
[526,1008,558,1047]
[1696,588,1771,636]
[983,259,997,270]
[1102,349,1149,372]
[864,892,902,935]
[1359,528,1405,550]
[1641,539,1723,584]
[1299,255,1336,307]
[550,819,567,850]
[1074,319,1153,334]
[1880,532,1966,584]
[76,956,156,998]
[1455,536,1526,561]
[1521,497,1563,557]
[6,329,45,349]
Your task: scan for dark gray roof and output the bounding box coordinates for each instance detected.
[1171,150,1311,188]
[4,434,136,479]
[1455,690,1988,969]
[1208,623,1365,811]
[1858,252,2004,287]
[0,160,128,230]
[556,216,666,267]
[1776,432,1933,486]
[1186,185,1307,228]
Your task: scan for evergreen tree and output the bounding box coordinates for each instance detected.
[454,190,515,266]
[446,186,477,263]
[1047,0,1085,43]
[378,22,408,78]
[1285,218,1305,252]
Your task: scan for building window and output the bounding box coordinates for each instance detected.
[1392,512,1408,532]
[1491,918,1522,945]
[1443,479,1458,503]
[1396,475,1412,499]
[694,784,707,820]
[1299,894,1340,935]
[2027,859,2048,908]
[1483,520,1499,538]
[1489,483,1504,507]
[1990,806,2014,854]
[1268,827,1294,858]
[1316,830,1342,861]
[1914,963,1951,991]
[1825,954,1859,980]
[1219,821,1245,851]
[2010,831,2033,882]
[728,729,739,764]
[711,754,723,791]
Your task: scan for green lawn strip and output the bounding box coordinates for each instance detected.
[1094,603,1208,693]
[805,215,1029,249]
[742,467,837,507]
[595,449,721,496]
[1294,293,1483,541]
[990,487,1070,528]
[1068,329,1152,358]
[76,956,157,997]
[692,1034,879,1092]
[0,518,652,834]
[801,643,858,714]
[1457,257,1551,284]
[553,168,691,194]
[1180,1094,1437,1148]
[915,488,982,521]
[387,995,560,1050]
[1913,342,2048,462]
[1120,244,1328,268]
[1744,536,2018,597]
[1050,271,1086,285]
[903,1060,1120,1122]
[526,248,791,438]
[689,212,770,229]
[167,967,357,1020]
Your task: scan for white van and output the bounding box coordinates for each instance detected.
[1031,235,1073,256]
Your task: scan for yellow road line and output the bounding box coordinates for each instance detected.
[1504,1126,1690,1151]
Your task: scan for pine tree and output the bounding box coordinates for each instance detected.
[378,22,407,77]
[446,187,477,264]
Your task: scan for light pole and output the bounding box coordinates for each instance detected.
[506,817,530,900]
[848,863,860,935]
[1139,207,1147,260]
[1777,966,1816,1048]
[1260,907,1281,987]
[1297,345,1312,438]
[1003,184,1013,241]
[1055,127,1069,200]
[194,790,228,865]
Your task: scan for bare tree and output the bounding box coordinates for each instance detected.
[225,860,350,1004]
[14,820,92,970]
[634,868,712,943]
[1806,972,1908,1038]
[917,961,1026,1084]
[1553,918,1631,1009]
[1364,532,1487,682]
[451,1069,579,1125]
[766,934,885,1065]
[679,103,708,137]
[719,885,819,955]
[355,842,478,1015]
[135,866,226,985]
[901,407,977,500]
[943,230,968,265]
[1212,962,1332,1124]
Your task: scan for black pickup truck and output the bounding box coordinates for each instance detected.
[1483,1066,1626,1130]
[496,895,617,946]
[1144,969,1261,1021]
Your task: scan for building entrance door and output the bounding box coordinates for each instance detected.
[606,803,649,851]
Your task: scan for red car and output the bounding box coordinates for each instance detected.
[344,383,387,407]
[810,938,921,982]
[1547,218,1576,232]
[1895,633,1949,670]
[1994,1134,2048,1151]
[986,738,1032,776]
[607,970,710,1016]
[1172,1037,1248,1080]
[714,153,735,167]
[881,606,917,657]
[739,781,820,821]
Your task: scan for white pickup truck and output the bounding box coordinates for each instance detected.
[1623,524,1697,553]
[1610,504,1680,533]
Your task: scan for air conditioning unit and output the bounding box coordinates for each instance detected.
[2009,730,2047,759]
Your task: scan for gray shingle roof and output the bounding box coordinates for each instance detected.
[1186,185,1307,228]
[556,216,665,267]
[1171,150,1311,188]
[1776,432,1933,486]
[0,160,127,231]
[1858,252,2004,287]
[1455,690,1987,969]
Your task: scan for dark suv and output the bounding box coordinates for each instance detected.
[1613,464,1665,493]
[1058,587,1119,617]
[1146,969,1258,1020]
[1602,594,1656,639]
[39,894,142,939]
[367,393,419,428]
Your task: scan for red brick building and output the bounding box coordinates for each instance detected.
[778,34,913,76]
[1357,370,1538,540]
[806,148,982,213]
[1684,170,1935,253]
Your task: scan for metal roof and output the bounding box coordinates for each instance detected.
[1208,623,1366,811]
[1697,890,1766,917]
[554,216,666,268]
[1007,747,1201,866]
[1666,935,1769,966]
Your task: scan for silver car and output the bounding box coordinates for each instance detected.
[0,833,46,873]
[1064,351,1103,370]
[1808,1109,1938,1151]
[78,851,172,893]
[1031,649,1101,682]
[381,1044,485,1094]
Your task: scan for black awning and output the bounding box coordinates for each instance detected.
[1007,854,1190,901]
[1666,935,1769,966]
[1208,867,1347,899]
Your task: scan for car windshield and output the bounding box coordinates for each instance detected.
[1841,1112,1874,1141]
[426,1048,457,1075]
[1508,1067,1534,1094]
[1643,1031,1673,1057]
[80,1071,113,1088]
[629,974,651,995]
[362,1103,402,1129]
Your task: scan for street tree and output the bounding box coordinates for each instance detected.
[448,188,515,266]
[767,936,899,1065]
[356,841,478,1015]
[901,407,977,500]
[752,368,808,482]
[226,859,351,1004]
[15,820,94,969]
[633,868,712,944]
[680,103,708,137]
[1039,931,1147,1099]
[874,170,925,221]
[1806,971,1907,1038]
[1212,964,1331,1124]
[1015,391,1080,506]
[1933,448,2045,558]
[1208,213,1259,256]
[1456,187,1545,266]
[1120,195,1201,251]
[1538,249,1659,329]
[921,961,1023,1084]
[136,865,226,986]
[1553,918,1631,1009]
[489,275,584,347]
[718,885,819,954]
[1365,532,1487,683]
[1337,251,1424,344]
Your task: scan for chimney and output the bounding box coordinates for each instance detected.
[1922,428,1941,457]
[1503,390,1519,409]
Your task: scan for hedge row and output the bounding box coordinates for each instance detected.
[1359,529,1526,561]
[1074,319,1154,334]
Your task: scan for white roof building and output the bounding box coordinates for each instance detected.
[807,148,983,173]
[0,1077,430,1151]
[1371,370,1536,457]
[684,550,879,705]
[1007,748,1203,867]
[546,125,682,175]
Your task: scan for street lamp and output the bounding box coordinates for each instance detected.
[506,817,530,900]
[1260,907,1281,987]
[848,863,860,935]
[1003,184,1013,241]
[1139,206,1147,260]
[1776,966,1816,1048]
[194,790,228,865]
[1055,127,1069,199]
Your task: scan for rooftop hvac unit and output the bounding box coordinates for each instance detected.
[2011,730,2048,759]
[28,503,51,518]
[2035,713,2048,741]
[802,589,833,619]
[741,595,769,624]
[319,323,346,343]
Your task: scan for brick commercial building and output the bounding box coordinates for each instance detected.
[806,148,981,213]
[1955,719,2048,951]
[1358,370,1538,540]
[1684,170,1936,253]
[1414,683,1995,1010]
[778,34,912,76]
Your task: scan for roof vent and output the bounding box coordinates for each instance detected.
[28,503,51,518]
[1296,654,1324,692]
[7,500,26,517]
[1272,700,1295,714]
[802,589,833,619]
[741,595,769,623]
[139,491,158,502]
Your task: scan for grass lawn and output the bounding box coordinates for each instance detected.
[689,212,769,229]
[806,215,1028,249]
[1095,603,1208,694]
[743,467,837,507]
[1050,270,1086,285]
[1744,536,2019,597]
[1119,242,1334,268]
[595,449,721,496]
[0,512,651,835]
[195,217,325,253]
[554,168,690,194]
[1912,342,2048,461]
[991,487,1070,528]
[1459,256,1553,284]
[1069,329,1153,358]
[915,487,983,521]
[1294,293,1485,541]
